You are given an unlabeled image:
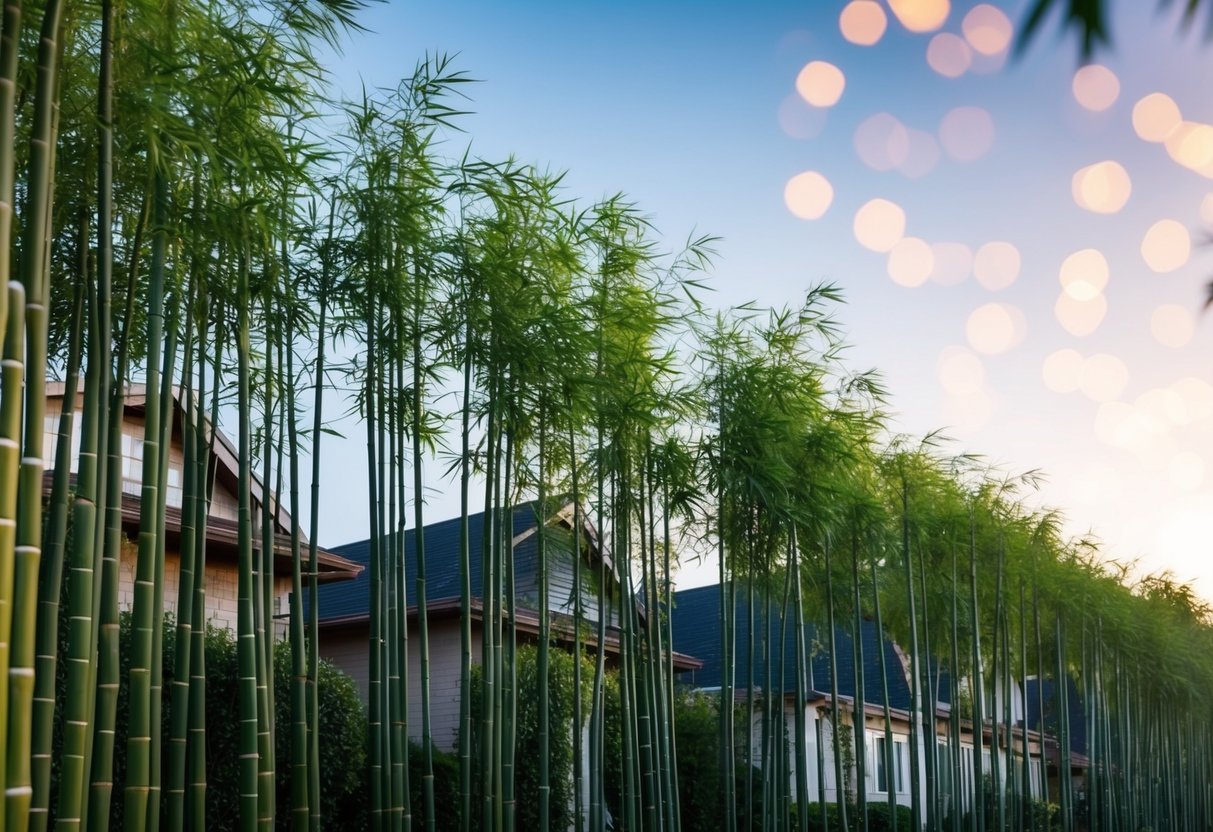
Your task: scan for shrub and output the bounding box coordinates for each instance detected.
[88,613,368,832]
[794,800,914,832]
[467,643,593,832]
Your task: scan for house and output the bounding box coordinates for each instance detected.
[671,583,1053,822]
[315,500,702,752]
[43,382,363,631]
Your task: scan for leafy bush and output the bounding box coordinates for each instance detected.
[794,800,913,832]
[467,643,593,832]
[88,613,368,832]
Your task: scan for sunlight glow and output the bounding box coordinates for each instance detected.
[783,171,834,220]
[1071,160,1131,213]
[1079,353,1129,402]
[937,345,985,396]
[966,302,1024,354]
[1151,304,1195,348]
[889,0,951,33]
[929,241,972,285]
[1133,93,1182,143]
[973,241,1020,291]
[1168,453,1205,492]
[1058,248,1109,301]
[855,113,910,171]
[961,4,1013,55]
[840,1,888,46]
[853,198,907,252]
[1072,65,1120,112]
[927,33,971,78]
[1055,292,1107,337]
[1042,349,1085,394]
[796,61,846,108]
[1141,219,1191,273]
[887,236,934,287]
[939,106,995,161]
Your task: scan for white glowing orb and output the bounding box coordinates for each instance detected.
[1072,64,1120,112]
[962,5,1012,56]
[1071,160,1131,214]
[939,106,995,161]
[1058,248,1109,301]
[1141,219,1191,273]
[1055,292,1107,337]
[887,236,934,287]
[1041,348,1085,394]
[973,241,1020,291]
[840,1,888,46]
[853,198,907,252]
[1151,304,1194,348]
[796,61,846,108]
[889,0,951,33]
[783,171,834,220]
[1132,93,1181,143]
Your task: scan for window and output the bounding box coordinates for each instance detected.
[121,431,183,508]
[871,734,908,794]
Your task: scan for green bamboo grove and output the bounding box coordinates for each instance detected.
[0,2,1208,832]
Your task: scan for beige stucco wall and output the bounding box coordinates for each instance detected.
[321,617,479,753]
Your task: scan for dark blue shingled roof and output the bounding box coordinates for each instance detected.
[671,584,918,712]
[1026,676,1087,757]
[316,502,545,623]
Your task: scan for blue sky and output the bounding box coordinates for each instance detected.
[308,1,1213,595]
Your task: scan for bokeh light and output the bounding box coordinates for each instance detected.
[777,94,829,140]
[1071,64,1120,112]
[927,33,971,78]
[1042,348,1085,394]
[1055,292,1107,336]
[1173,378,1213,422]
[966,302,1025,354]
[839,0,888,46]
[1071,160,1132,213]
[1079,353,1129,402]
[1151,304,1195,348]
[929,241,972,285]
[887,236,934,287]
[939,106,995,161]
[853,198,907,252]
[1132,93,1182,143]
[796,61,846,108]
[961,4,1012,55]
[1201,193,1213,228]
[1164,121,1213,170]
[1058,248,1109,301]
[898,129,941,178]
[973,241,1020,290]
[854,113,910,171]
[888,0,951,33]
[937,345,985,395]
[1140,219,1191,273]
[783,171,834,220]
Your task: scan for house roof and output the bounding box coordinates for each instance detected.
[671,583,924,712]
[314,501,702,671]
[45,381,362,582]
[1025,675,1088,759]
